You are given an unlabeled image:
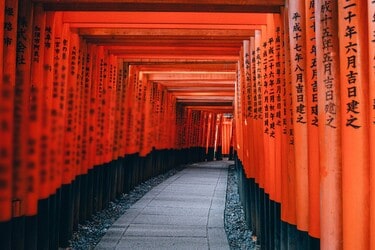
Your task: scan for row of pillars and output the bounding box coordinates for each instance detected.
[236,155,320,250]
[233,0,375,249]
[0,148,205,249]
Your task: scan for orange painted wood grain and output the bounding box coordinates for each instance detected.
[369,1,375,248]
[338,0,370,248]
[288,0,309,232]
[0,0,17,221]
[304,0,320,238]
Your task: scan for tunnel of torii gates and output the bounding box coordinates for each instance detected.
[0,0,374,249]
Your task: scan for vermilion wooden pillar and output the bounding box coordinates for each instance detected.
[273,13,282,205]
[59,22,74,248]
[369,1,375,248]
[338,0,370,249]
[43,11,60,250]
[288,0,309,234]
[31,5,51,250]
[0,0,15,248]
[304,0,320,239]
[282,5,297,229]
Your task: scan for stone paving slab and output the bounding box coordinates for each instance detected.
[115,236,208,250]
[123,224,207,237]
[95,161,231,250]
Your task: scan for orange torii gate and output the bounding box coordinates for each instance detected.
[0,1,374,250]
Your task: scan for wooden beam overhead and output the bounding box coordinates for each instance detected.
[169,86,234,91]
[84,39,244,47]
[135,62,237,72]
[185,106,233,112]
[106,46,240,57]
[158,82,234,87]
[172,92,234,97]
[35,1,283,13]
[147,73,235,81]
[62,12,268,25]
[181,102,232,106]
[176,96,233,100]
[176,97,233,102]
[79,28,254,38]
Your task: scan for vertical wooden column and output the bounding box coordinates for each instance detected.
[109,55,118,163]
[118,60,129,158]
[304,0,320,239]
[280,7,290,226]
[88,44,97,171]
[114,58,125,195]
[282,6,297,228]
[216,114,223,160]
[369,1,375,248]
[252,31,259,184]
[63,30,77,186]
[201,112,208,157]
[79,39,92,222]
[51,12,64,196]
[241,41,250,172]
[315,1,343,248]
[273,13,283,205]
[78,38,88,178]
[95,45,105,166]
[260,24,271,197]
[72,32,84,228]
[16,0,35,232]
[279,8,292,250]
[59,22,73,248]
[0,1,16,248]
[338,0,370,249]
[31,6,50,250]
[267,15,277,201]
[254,29,265,189]
[125,65,137,155]
[32,3,47,204]
[235,59,243,165]
[272,13,283,250]
[43,11,58,250]
[288,0,309,233]
[101,49,110,166]
[0,0,7,225]
[140,74,152,157]
[86,43,97,217]
[249,37,256,176]
[13,0,31,248]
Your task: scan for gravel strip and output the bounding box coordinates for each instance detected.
[224,164,259,250]
[69,162,258,249]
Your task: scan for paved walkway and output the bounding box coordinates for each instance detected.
[95,161,231,250]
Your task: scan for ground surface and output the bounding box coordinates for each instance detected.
[69,162,257,249]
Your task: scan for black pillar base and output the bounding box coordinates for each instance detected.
[11,216,25,250]
[37,198,50,250]
[0,220,11,250]
[25,215,38,250]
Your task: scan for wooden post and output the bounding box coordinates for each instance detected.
[338,0,370,249]
[0,0,15,248]
[288,0,309,234]
[369,1,375,248]
[315,1,344,248]
[304,0,320,239]
[282,5,297,229]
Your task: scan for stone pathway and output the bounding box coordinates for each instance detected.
[95,161,230,250]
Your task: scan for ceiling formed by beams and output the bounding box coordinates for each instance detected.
[33,0,285,113]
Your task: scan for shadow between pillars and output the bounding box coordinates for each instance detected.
[235,154,320,250]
